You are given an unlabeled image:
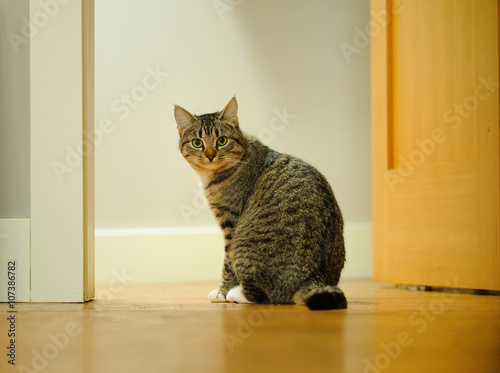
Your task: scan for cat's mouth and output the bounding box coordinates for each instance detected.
[191,155,239,174]
[194,159,221,172]
[198,158,237,174]
[202,162,219,169]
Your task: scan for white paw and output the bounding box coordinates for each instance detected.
[226,285,253,304]
[208,289,227,303]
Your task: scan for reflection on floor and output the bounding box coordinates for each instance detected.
[2,281,500,373]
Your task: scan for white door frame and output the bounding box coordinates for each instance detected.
[0,0,94,302]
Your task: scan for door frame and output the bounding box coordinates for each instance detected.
[1,0,94,302]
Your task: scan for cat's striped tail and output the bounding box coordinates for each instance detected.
[295,285,347,311]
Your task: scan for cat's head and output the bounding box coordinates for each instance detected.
[174,97,247,174]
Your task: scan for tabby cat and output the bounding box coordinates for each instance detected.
[175,97,347,310]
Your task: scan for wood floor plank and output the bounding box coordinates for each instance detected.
[1,281,499,372]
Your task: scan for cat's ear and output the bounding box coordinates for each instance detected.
[174,105,196,135]
[219,97,239,127]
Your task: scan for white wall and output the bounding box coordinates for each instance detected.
[94,0,372,284]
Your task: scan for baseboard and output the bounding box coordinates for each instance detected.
[343,222,373,279]
[95,223,372,285]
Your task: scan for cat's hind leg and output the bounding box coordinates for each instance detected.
[228,280,270,304]
[226,285,253,304]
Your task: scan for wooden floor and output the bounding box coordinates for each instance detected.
[2,280,500,373]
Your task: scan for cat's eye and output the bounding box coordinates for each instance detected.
[216,136,228,147]
[192,139,204,148]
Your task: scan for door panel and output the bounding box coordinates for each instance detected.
[28,0,94,302]
[371,0,500,290]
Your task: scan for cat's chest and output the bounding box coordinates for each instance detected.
[197,171,226,206]
[196,170,212,189]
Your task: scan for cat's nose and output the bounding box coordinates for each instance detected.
[205,148,216,162]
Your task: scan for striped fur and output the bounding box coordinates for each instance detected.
[175,98,346,310]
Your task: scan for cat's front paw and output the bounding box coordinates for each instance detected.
[226,286,253,304]
[208,289,227,303]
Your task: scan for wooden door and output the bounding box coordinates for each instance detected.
[371,0,500,290]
